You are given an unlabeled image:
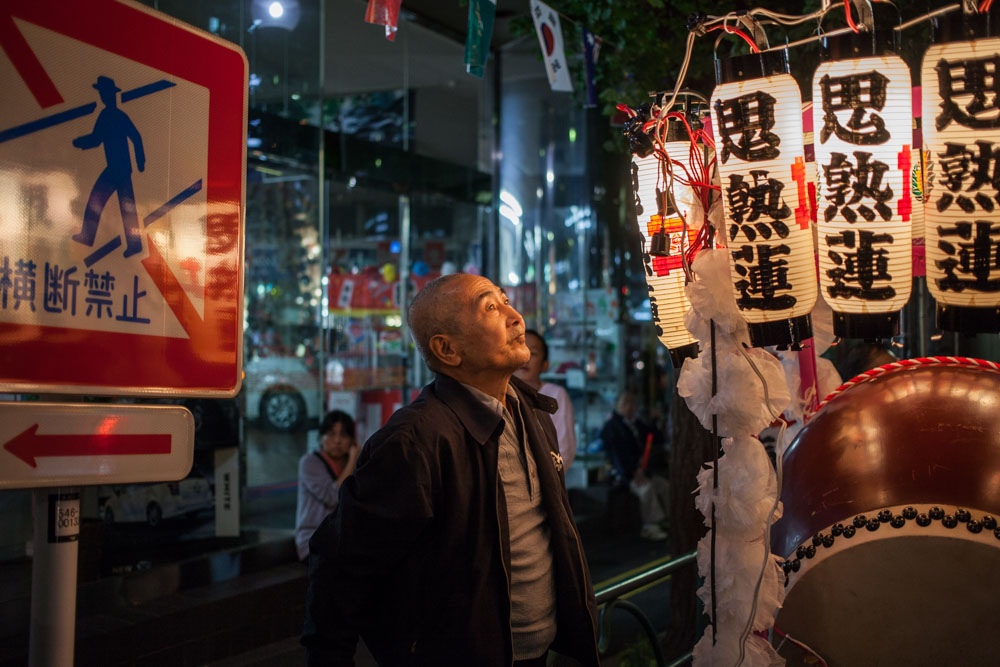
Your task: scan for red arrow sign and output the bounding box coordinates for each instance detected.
[3,425,171,468]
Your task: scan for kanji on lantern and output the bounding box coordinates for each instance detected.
[923,34,1000,331]
[713,52,817,347]
[826,229,897,300]
[936,221,1000,293]
[731,243,796,311]
[819,71,891,145]
[714,91,782,164]
[821,151,894,223]
[630,161,646,218]
[813,40,912,337]
[934,55,1000,131]
[725,170,792,225]
[935,140,1000,213]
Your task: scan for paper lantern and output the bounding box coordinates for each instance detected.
[661,119,701,226]
[712,51,817,348]
[921,13,1000,333]
[630,152,699,363]
[813,32,913,338]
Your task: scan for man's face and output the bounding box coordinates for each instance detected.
[450,275,530,374]
[515,332,547,384]
[617,393,636,420]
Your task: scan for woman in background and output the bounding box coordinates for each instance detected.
[295,410,360,561]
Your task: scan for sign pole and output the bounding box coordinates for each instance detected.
[29,487,81,667]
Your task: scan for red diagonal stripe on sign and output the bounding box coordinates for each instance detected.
[142,239,204,339]
[0,13,63,108]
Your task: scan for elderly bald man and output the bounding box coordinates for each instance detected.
[303,273,600,667]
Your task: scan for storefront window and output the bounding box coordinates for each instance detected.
[498,43,628,483]
[322,183,488,444]
[243,161,323,496]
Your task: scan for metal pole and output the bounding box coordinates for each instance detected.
[594,549,697,603]
[399,194,411,403]
[917,277,927,357]
[317,0,327,413]
[29,487,81,667]
[488,49,502,283]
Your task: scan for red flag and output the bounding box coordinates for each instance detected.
[365,0,403,42]
[641,433,653,471]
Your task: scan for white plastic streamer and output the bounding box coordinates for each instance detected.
[694,626,785,667]
[695,436,781,535]
[681,246,792,666]
[677,345,789,438]
[684,249,749,342]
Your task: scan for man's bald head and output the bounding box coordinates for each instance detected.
[408,273,471,372]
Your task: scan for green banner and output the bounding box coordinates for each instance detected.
[464,0,496,78]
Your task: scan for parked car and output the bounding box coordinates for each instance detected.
[244,355,322,431]
[98,476,214,527]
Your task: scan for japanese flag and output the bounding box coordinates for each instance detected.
[530,0,573,93]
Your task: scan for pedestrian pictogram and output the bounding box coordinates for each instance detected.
[71,75,147,259]
[0,0,247,397]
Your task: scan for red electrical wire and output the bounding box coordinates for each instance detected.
[773,627,828,667]
[980,0,994,13]
[705,24,760,53]
[664,112,715,190]
[843,0,860,32]
[628,100,723,273]
[616,103,638,117]
[655,111,721,266]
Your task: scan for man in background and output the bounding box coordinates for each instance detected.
[514,329,577,472]
[602,390,670,541]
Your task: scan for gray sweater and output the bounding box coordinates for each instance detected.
[295,451,340,560]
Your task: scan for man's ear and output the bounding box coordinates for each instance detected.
[429,334,462,368]
[542,359,550,374]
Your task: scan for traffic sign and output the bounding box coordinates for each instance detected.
[0,0,247,397]
[0,402,194,490]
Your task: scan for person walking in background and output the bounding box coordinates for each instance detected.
[295,410,360,561]
[514,329,577,472]
[303,273,600,667]
[602,391,670,541]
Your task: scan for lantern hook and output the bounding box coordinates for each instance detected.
[710,12,769,58]
[732,11,770,50]
[848,0,875,32]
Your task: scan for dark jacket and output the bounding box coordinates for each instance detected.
[602,411,643,485]
[302,373,600,666]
